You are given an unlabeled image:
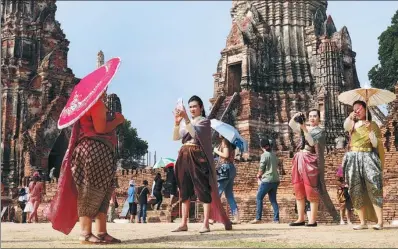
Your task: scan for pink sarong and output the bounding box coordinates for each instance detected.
[291,151,320,202]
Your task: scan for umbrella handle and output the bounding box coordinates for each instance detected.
[365,90,368,121]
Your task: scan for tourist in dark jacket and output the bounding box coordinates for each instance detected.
[151,173,164,210]
[165,167,178,210]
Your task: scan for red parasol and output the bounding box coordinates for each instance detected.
[57,57,121,129]
[165,162,174,168]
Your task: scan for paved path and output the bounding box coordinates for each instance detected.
[2,222,398,248]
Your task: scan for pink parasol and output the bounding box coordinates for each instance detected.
[57,57,121,129]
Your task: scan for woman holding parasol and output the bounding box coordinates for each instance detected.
[339,87,395,230]
[46,58,124,243]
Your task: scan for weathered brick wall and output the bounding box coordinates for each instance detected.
[34,143,397,224]
[222,150,349,224]
[31,132,398,225]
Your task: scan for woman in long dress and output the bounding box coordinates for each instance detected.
[288,109,337,226]
[342,100,384,230]
[27,172,43,223]
[172,95,232,233]
[47,92,125,244]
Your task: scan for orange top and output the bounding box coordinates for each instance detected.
[218,142,235,164]
[79,100,117,148]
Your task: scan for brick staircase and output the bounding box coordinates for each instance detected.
[215,96,233,120]
[145,202,175,223]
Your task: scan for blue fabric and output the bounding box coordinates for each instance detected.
[138,203,147,222]
[217,163,238,215]
[127,186,135,203]
[256,182,280,221]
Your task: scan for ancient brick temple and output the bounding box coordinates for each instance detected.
[1,0,78,195]
[206,0,397,223]
[0,1,122,197]
[4,0,397,224]
[208,0,384,156]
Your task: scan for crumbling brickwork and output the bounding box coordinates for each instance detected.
[1,0,78,194]
[8,0,398,225]
[0,1,123,199]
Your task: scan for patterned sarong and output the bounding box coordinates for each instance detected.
[71,137,116,217]
[342,151,383,222]
[291,151,320,202]
[175,144,212,203]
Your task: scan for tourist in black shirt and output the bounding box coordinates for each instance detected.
[165,167,178,209]
[152,173,164,210]
[136,180,150,223]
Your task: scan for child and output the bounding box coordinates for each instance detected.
[107,189,118,222]
[336,166,352,225]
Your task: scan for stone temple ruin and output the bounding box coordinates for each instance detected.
[2,0,398,224]
[0,1,123,197]
[205,0,396,223]
[208,0,385,156]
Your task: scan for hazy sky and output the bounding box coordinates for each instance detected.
[55,1,397,164]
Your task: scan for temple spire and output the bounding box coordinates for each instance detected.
[96,50,104,68]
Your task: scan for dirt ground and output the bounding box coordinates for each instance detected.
[1,222,398,248]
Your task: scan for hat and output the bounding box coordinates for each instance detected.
[33,172,40,177]
[129,180,135,185]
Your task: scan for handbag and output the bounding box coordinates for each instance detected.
[24,202,34,213]
[216,164,230,181]
[337,188,346,203]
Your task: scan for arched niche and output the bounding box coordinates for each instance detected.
[47,130,68,179]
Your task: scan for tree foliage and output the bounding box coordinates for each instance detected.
[119,119,148,160]
[368,10,398,91]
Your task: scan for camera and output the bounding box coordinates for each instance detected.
[294,113,306,125]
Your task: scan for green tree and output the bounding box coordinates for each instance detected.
[119,119,148,160]
[368,10,398,91]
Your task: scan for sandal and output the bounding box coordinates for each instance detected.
[79,233,104,245]
[96,232,122,244]
[171,225,188,232]
[199,226,210,233]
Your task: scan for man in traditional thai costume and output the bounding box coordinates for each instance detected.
[172,95,232,233]
[342,100,384,230]
[288,109,337,226]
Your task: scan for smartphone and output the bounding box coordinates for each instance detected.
[176,98,184,111]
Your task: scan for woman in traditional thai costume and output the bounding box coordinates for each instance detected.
[288,109,326,227]
[47,92,125,244]
[172,95,232,233]
[342,100,384,230]
[27,172,44,223]
[72,93,125,243]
